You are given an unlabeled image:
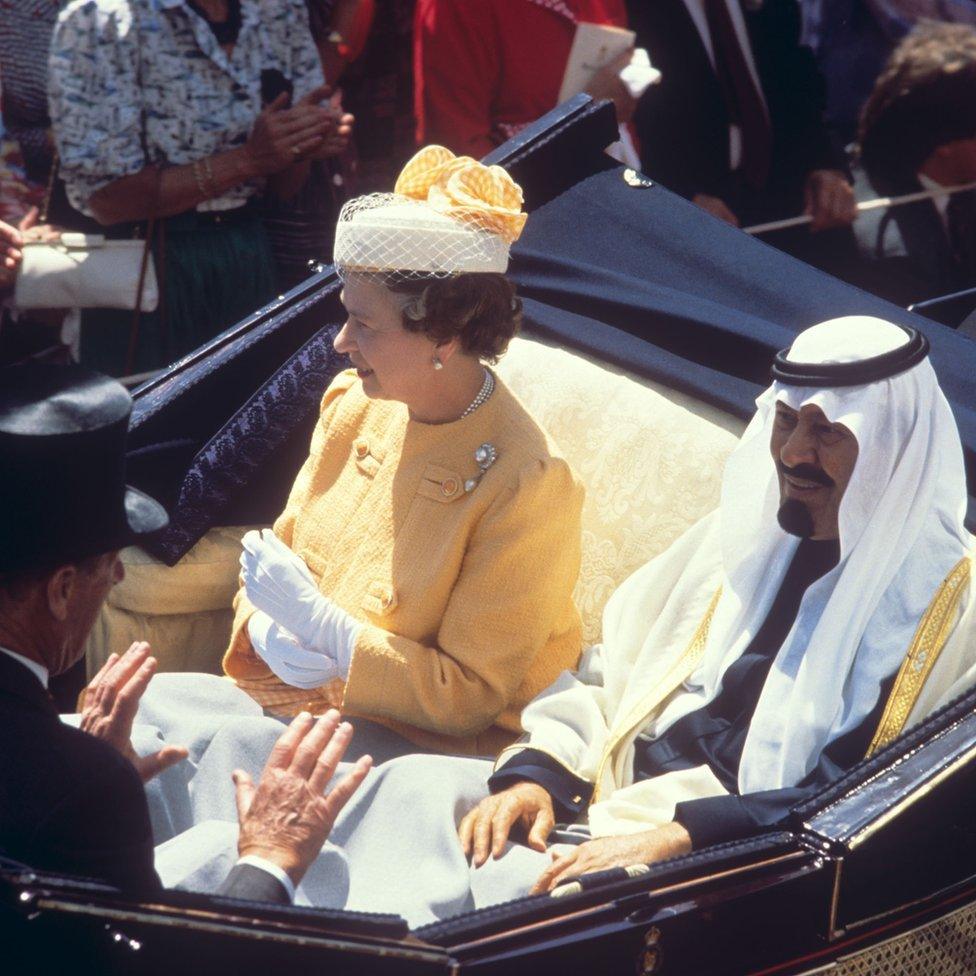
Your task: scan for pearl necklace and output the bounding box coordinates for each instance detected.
[460,368,495,419]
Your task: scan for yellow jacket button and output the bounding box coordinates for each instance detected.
[355,440,369,459]
[441,478,459,496]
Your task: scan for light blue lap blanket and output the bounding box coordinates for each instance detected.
[106,673,547,926]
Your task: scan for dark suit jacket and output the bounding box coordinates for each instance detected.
[854,166,976,309]
[627,0,843,219]
[0,652,288,903]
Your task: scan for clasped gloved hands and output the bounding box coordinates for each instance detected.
[241,529,361,688]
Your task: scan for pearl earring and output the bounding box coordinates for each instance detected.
[432,356,443,370]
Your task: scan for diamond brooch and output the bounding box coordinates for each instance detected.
[464,442,498,492]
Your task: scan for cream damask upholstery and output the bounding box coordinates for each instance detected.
[86,525,256,677]
[497,337,742,644]
[86,336,744,675]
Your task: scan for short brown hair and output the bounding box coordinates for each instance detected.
[386,273,522,364]
[858,22,976,184]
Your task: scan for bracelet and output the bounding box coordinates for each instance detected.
[192,159,208,199]
[202,155,218,197]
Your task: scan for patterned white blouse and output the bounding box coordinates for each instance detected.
[48,0,325,216]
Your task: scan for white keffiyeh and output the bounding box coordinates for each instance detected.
[645,315,972,792]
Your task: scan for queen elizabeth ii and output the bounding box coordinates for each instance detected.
[221,146,585,759]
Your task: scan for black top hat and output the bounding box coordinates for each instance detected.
[0,365,169,574]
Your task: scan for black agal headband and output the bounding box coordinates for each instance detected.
[771,325,930,388]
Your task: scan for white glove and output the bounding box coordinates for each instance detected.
[247,611,342,690]
[240,529,360,676]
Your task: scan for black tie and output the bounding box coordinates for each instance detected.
[703,0,773,190]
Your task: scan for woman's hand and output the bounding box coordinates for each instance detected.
[18,205,63,244]
[303,88,354,159]
[458,781,555,867]
[247,611,342,690]
[308,111,354,159]
[0,218,24,290]
[241,529,331,649]
[240,529,362,673]
[529,823,692,894]
[244,87,337,175]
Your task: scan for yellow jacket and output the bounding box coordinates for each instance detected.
[223,369,584,756]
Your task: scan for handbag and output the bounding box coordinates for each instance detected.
[12,153,159,313]
[13,234,159,311]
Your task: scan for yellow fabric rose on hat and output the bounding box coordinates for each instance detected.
[394,146,528,245]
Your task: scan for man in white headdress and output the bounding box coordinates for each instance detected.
[301,313,975,924]
[461,312,976,886]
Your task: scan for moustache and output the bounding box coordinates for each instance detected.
[776,460,835,487]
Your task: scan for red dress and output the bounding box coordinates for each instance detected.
[414,0,628,158]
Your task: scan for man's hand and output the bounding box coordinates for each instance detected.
[692,193,740,227]
[529,822,692,894]
[458,781,555,868]
[234,710,371,887]
[803,169,857,232]
[244,87,337,176]
[80,643,188,783]
[584,48,639,124]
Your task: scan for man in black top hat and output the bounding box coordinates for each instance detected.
[0,364,372,901]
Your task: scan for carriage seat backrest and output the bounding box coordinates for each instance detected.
[496,337,742,644]
[85,337,744,675]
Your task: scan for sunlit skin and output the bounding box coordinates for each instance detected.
[770,402,859,541]
[334,277,488,424]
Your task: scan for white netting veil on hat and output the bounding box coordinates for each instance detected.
[332,144,528,281]
[333,193,511,280]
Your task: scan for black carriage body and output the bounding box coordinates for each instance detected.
[5,98,976,974]
[7,691,976,975]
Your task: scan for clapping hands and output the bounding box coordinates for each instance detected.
[234,709,371,887]
[80,642,189,783]
[240,529,361,683]
[244,85,353,175]
[241,529,333,650]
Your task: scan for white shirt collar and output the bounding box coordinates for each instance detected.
[0,646,49,689]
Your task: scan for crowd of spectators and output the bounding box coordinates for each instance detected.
[2,0,976,372]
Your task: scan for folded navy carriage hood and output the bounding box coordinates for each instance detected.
[506,162,976,454]
[125,97,976,564]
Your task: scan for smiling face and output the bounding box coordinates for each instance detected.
[333,276,443,407]
[769,402,859,540]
